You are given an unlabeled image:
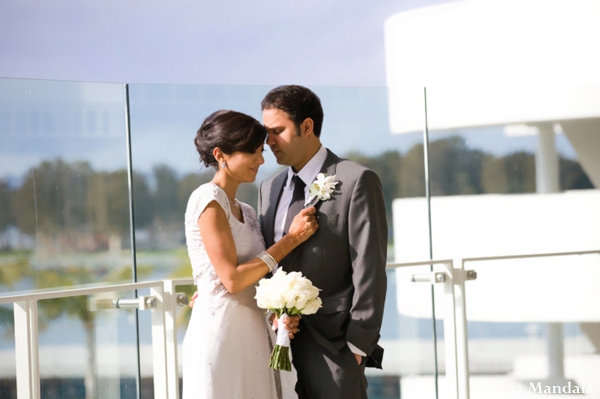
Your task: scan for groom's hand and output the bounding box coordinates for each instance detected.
[272,314,300,339]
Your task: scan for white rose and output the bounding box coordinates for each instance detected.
[283,289,298,309]
[301,297,322,315]
[271,269,288,283]
[255,269,321,314]
[294,291,311,310]
[255,276,284,309]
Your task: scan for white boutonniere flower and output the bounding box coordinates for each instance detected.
[306,173,339,206]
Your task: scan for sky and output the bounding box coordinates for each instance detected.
[0,0,595,361]
[0,0,582,181]
[0,0,445,86]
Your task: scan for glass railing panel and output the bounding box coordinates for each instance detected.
[388,85,445,399]
[21,289,146,399]
[127,84,269,284]
[464,254,600,398]
[0,303,16,396]
[0,78,132,292]
[380,263,450,399]
[421,83,600,398]
[127,84,412,277]
[0,78,136,399]
[420,84,597,254]
[128,83,431,398]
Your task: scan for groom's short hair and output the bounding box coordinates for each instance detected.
[261,85,324,138]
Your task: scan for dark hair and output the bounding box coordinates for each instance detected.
[261,85,324,137]
[195,110,267,169]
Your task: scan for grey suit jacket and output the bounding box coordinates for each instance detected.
[258,149,387,358]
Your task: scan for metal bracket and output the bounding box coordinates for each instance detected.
[175,293,189,307]
[411,272,447,283]
[410,270,476,284]
[465,270,477,281]
[89,295,157,311]
[114,295,158,310]
[90,292,189,311]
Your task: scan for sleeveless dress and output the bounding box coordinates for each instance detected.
[182,182,278,399]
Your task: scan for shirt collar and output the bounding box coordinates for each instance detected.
[286,145,327,188]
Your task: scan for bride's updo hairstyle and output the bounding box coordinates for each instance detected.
[195,110,267,169]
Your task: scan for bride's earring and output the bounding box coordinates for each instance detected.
[221,161,227,169]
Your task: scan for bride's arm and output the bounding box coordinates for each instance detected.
[199,201,318,294]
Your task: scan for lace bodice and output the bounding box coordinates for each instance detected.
[184,182,266,297]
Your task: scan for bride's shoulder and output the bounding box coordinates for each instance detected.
[189,182,224,201]
[186,182,228,216]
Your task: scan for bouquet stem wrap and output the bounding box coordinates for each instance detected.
[270,313,292,371]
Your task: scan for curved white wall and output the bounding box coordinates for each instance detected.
[384,0,600,133]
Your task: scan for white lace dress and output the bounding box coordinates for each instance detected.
[182,182,278,399]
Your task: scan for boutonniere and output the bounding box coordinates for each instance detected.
[305,173,339,207]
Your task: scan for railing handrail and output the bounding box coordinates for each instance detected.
[386,259,453,269]
[2,249,598,304]
[461,249,600,264]
[1,249,599,399]
[385,249,600,272]
[0,278,195,305]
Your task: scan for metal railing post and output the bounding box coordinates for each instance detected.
[453,259,472,399]
[440,261,459,399]
[14,300,40,399]
[150,285,169,399]
[163,280,181,399]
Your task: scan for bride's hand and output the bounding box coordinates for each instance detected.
[287,207,319,244]
[189,291,199,308]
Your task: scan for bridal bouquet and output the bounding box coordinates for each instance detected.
[255,269,322,371]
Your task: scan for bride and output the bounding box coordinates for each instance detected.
[182,110,318,399]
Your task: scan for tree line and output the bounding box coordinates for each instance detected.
[346,136,593,231]
[0,136,593,252]
[0,135,593,399]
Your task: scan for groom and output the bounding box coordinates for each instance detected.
[258,85,388,399]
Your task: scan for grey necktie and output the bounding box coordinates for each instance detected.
[280,175,306,270]
[283,175,306,235]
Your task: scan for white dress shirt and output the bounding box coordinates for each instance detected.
[273,145,328,243]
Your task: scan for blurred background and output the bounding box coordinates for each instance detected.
[1,1,599,398]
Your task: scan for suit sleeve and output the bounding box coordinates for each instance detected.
[345,169,388,355]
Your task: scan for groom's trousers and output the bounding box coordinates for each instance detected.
[291,327,368,399]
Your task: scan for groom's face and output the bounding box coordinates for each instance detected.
[262,108,302,169]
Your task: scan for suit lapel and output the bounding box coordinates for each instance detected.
[313,149,339,213]
[264,171,287,247]
[321,149,339,181]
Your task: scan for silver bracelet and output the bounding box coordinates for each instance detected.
[257,251,277,272]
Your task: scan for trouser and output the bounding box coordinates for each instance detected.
[291,327,368,399]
